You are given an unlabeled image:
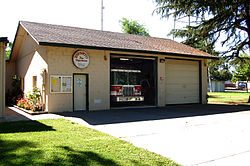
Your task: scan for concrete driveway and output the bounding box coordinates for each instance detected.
[59,104,250,166]
[4,104,250,166]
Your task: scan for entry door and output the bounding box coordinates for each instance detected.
[74,75,87,111]
[165,59,200,104]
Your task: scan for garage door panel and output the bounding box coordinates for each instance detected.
[166,96,199,104]
[165,59,200,104]
[166,84,199,91]
[166,75,198,84]
[167,65,198,72]
[166,89,199,97]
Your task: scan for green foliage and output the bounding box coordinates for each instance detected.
[231,53,250,81]
[120,18,150,36]
[5,75,23,106]
[26,87,41,106]
[5,42,12,60]
[25,87,42,111]
[154,0,250,58]
[208,58,233,81]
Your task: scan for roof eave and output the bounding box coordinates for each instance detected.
[9,22,21,62]
[9,22,40,62]
[39,41,217,59]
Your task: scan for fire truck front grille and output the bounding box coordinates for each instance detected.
[123,87,134,96]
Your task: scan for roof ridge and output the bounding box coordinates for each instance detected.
[19,20,174,41]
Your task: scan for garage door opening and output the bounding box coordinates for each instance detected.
[110,55,156,107]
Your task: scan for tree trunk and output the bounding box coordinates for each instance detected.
[248,95,250,103]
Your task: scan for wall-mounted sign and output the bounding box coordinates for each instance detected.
[73,50,89,69]
[50,75,72,93]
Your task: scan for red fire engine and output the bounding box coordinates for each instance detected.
[111,68,144,102]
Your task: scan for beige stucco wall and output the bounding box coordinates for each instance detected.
[14,33,48,110]
[47,47,110,112]
[23,51,47,94]
[15,33,40,79]
[0,41,8,117]
[201,59,208,103]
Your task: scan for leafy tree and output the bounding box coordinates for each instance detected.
[5,42,13,60]
[154,0,250,58]
[208,58,233,81]
[120,18,150,36]
[231,53,250,81]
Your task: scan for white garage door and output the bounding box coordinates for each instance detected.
[165,59,200,104]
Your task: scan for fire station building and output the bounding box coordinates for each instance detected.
[7,21,215,113]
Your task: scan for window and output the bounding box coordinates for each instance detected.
[50,75,72,93]
[21,78,24,91]
[33,76,37,88]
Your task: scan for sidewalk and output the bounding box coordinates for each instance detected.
[0,107,62,122]
[0,107,91,127]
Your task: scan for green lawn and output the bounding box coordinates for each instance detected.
[208,92,250,105]
[0,119,180,166]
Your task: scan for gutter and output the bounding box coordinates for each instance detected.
[39,41,217,59]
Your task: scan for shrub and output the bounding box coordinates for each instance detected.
[26,87,41,105]
[16,98,32,110]
[16,87,42,111]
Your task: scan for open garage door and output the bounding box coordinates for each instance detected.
[110,55,156,107]
[165,59,200,105]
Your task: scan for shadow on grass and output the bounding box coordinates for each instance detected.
[0,140,119,166]
[207,95,220,98]
[0,139,43,166]
[0,120,55,134]
[55,146,119,166]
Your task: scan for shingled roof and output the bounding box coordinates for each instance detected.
[19,21,215,58]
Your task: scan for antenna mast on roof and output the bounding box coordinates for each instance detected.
[101,0,104,31]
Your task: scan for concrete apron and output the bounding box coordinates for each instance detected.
[88,111,250,166]
[2,106,250,166]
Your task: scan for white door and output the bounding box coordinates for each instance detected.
[165,59,200,104]
[74,75,87,111]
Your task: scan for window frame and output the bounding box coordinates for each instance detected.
[33,76,37,88]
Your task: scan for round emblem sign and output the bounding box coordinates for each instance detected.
[72,51,89,69]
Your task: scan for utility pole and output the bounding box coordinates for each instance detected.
[101,0,104,31]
